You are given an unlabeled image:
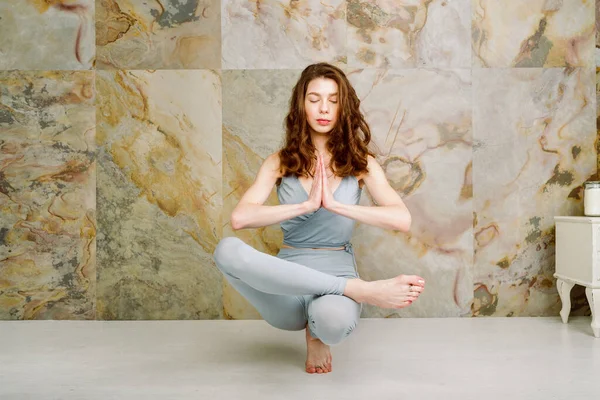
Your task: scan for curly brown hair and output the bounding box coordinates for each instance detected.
[276,62,376,185]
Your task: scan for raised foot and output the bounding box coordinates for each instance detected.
[347,275,426,309]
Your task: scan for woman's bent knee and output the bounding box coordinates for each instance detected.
[213,236,244,271]
[309,315,359,346]
[308,296,361,345]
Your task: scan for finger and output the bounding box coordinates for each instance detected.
[318,173,322,192]
[315,156,321,180]
[321,162,327,189]
[316,156,322,179]
[316,163,322,191]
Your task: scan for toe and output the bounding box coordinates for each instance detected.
[398,275,421,287]
[410,275,425,287]
[408,275,425,287]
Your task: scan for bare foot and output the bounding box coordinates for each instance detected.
[305,325,332,374]
[344,275,425,309]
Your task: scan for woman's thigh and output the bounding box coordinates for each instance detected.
[220,271,308,331]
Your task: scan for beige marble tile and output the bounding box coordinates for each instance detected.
[2,0,598,323]
[95,70,222,319]
[596,0,600,66]
[472,68,597,317]
[0,0,95,70]
[0,71,96,319]
[347,68,474,317]
[96,0,221,69]
[222,0,346,69]
[221,69,303,319]
[473,0,595,67]
[348,0,471,68]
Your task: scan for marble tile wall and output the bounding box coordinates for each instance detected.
[0,0,597,320]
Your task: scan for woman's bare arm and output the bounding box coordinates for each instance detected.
[230,152,312,230]
[327,155,412,232]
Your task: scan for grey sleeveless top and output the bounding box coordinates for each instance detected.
[276,174,362,251]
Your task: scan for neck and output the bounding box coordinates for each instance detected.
[309,131,336,177]
[310,132,329,156]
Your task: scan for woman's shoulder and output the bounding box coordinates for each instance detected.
[353,155,378,188]
[264,151,284,179]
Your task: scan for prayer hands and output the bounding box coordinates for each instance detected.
[304,153,337,213]
[318,153,337,211]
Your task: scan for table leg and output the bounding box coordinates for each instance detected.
[557,278,575,323]
[585,288,600,338]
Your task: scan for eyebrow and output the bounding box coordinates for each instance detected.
[307,92,338,96]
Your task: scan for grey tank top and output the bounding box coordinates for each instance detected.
[276,174,363,249]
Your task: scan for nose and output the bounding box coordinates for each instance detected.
[320,101,329,114]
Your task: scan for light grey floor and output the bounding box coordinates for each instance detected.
[0,317,598,400]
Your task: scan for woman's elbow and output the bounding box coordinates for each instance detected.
[395,210,411,232]
[230,211,245,231]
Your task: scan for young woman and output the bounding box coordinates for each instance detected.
[213,62,426,374]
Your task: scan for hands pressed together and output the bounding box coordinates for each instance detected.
[304,152,339,213]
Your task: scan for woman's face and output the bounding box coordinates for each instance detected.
[304,77,339,135]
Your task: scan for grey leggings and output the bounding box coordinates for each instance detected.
[212,236,362,346]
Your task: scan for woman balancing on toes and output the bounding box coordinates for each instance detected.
[213,62,425,374]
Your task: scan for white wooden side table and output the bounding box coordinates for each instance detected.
[554,216,600,338]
